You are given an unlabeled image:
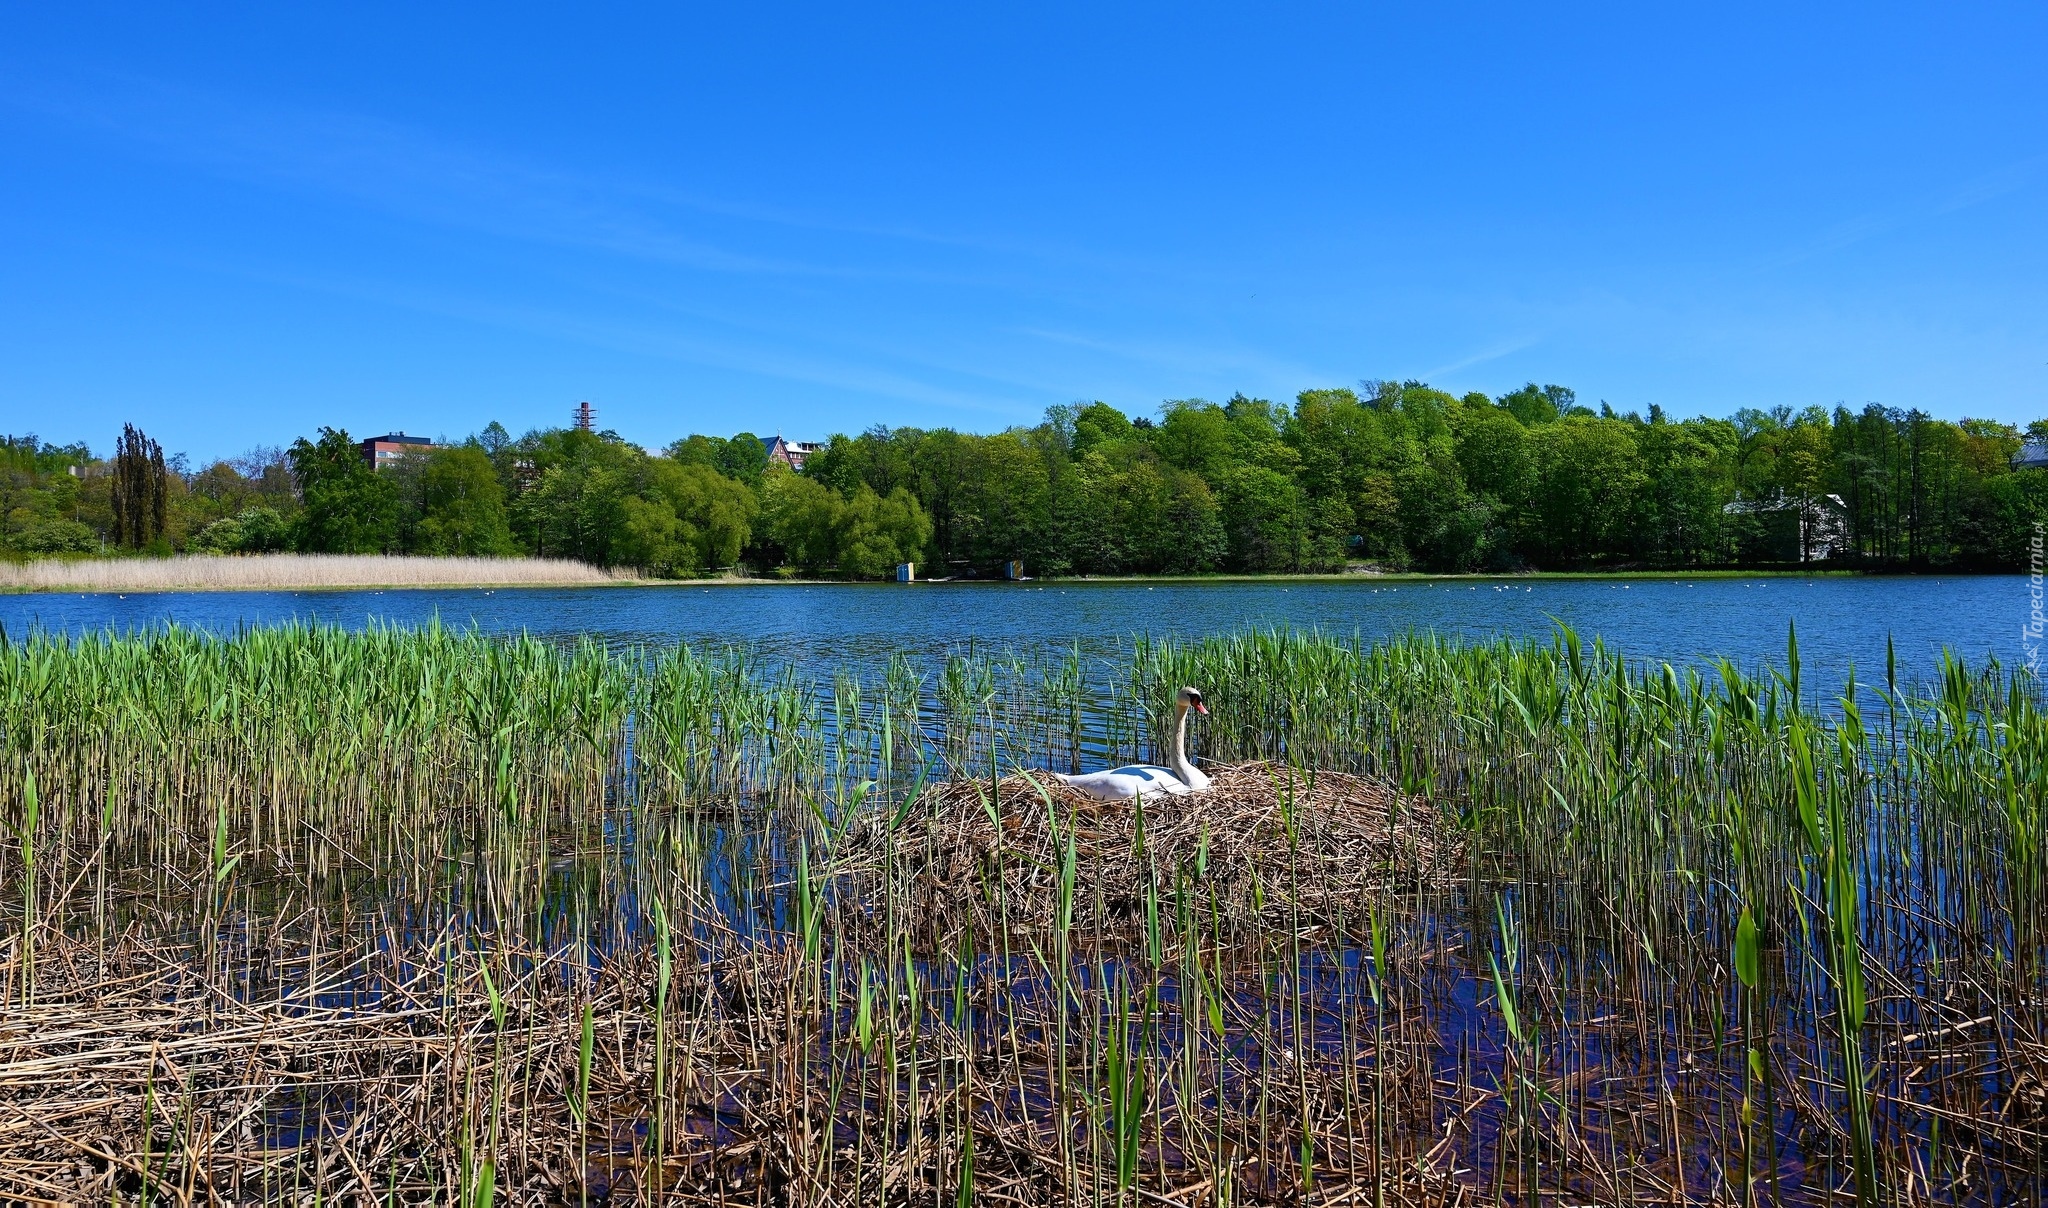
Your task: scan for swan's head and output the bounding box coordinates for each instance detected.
[1177,686,1208,715]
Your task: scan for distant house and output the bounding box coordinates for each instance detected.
[2014,440,2048,471]
[360,432,435,470]
[763,435,822,472]
[1723,491,1850,562]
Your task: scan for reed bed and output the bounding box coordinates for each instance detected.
[0,622,2042,1204]
[0,553,631,593]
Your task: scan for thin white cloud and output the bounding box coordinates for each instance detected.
[1416,336,1540,380]
[1933,153,2047,215]
[1756,152,2045,272]
[1013,325,1331,387]
[145,249,1041,421]
[3,71,985,282]
[0,67,1198,296]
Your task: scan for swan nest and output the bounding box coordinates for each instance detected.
[833,760,1465,938]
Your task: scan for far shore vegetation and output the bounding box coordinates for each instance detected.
[0,558,1885,596]
[6,381,2044,585]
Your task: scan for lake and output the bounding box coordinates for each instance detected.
[0,573,2021,688]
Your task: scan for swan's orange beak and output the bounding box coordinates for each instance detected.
[1193,700,1208,714]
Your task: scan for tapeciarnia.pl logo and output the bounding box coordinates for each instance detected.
[2026,521,2044,674]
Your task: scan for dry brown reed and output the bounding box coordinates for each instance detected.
[841,761,1466,941]
[0,909,1472,1205]
[0,928,801,1203]
[0,553,632,593]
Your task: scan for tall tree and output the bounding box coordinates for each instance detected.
[111,423,169,549]
[287,427,400,554]
[414,444,515,556]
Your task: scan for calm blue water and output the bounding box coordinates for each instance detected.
[0,574,2019,689]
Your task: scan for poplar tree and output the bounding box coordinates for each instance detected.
[111,423,168,549]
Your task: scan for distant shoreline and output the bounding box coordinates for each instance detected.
[0,553,637,595]
[0,553,1984,595]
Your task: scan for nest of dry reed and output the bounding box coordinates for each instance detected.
[835,760,1466,940]
[0,929,823,1204]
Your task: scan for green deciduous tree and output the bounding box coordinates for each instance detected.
[721,432,772,485]
[838,485,933,578]
[1525,417,1646,566]
[1636,420,1732,565]
[1497,383,1566,427]
[288,428,400,554]
[415,445,516,556]
[150,385,2047,578]
[1217,464,1311,572]
[626,459,759,573]
[759,470,930,577]
[1154,402,1235,476]
[191,507,290,554]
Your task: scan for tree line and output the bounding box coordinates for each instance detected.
[4,380,2044,575]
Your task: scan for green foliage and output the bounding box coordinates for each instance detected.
[839,485,932,577]
[1069,401,1134,458]
[506,429,769,572]
[13,518,98,553]
[414,445,515,556]
[1498,382,1573,426]
[722,432,772,483]
[1525,416,1647,563]
[762,470,931,577]
[764,390,2048,575]
[190,507,290,554]
[619,459,759,573]
[5,384,2045,573]
[1,435,91,477]
[507,428,640,563]
[1734,906,1760,988]
[1154,401,1236,475]
[666,431,773,485]
[289,427,400,554]
[1218,464,1313,571]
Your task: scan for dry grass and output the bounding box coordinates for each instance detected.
[0,553,634,593]
[0,890,1470,1205]
[0,927,810,1202]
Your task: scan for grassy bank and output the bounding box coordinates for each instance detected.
[0,624,2040,1203]
[0,552,635,592]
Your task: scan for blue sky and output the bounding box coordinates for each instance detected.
[2,3,2043,462]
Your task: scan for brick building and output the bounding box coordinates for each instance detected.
[360,433,435,470]
[763,434,821,472]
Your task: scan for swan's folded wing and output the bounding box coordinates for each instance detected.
[1055,765,1187,801]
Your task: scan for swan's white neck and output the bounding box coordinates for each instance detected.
[1170,700,1210,790]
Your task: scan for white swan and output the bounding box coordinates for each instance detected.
[1055,686,1212,801]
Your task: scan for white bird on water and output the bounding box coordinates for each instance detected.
[1055,686,1212,800]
